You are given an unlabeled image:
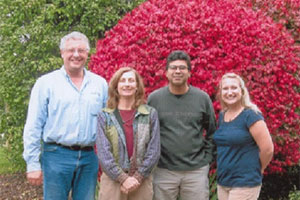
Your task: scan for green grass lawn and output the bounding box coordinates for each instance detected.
[0,146,20,174]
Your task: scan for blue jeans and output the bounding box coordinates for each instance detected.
[41,143,98,200]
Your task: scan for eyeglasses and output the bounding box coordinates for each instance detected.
[64,48,88,54]
[168,65,188,70]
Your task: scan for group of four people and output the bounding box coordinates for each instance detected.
[23,31,274,200]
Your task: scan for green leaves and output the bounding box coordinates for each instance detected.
[0,0,143,171]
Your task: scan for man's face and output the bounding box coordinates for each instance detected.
[166,60,190,87]
[60,39,88,74]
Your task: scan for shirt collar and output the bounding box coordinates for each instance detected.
[60,65,87,78]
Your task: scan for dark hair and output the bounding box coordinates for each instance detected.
[166,50,191,71]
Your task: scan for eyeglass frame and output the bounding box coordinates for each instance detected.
[168,65,189,71]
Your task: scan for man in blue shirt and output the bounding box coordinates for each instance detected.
[23,31,108,200]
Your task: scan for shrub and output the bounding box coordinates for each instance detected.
[289,189,300,200]
[260,165,300,199]
[0,0,143,171]
[231,0,300,43]
[89,0,300,174]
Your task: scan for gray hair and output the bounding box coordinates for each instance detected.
[59,31,90,51]
[218,72,261,113]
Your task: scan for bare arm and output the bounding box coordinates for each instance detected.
[250,120,274,174]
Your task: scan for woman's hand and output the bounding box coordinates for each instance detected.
[121,177,140,194]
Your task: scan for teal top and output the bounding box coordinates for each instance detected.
[213,108,264,187]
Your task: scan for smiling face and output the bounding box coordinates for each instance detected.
[60,38,89,75]
[166,60,190,87]
[117,71,137,100]
[221,77,243,107]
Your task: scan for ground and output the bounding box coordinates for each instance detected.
[0,173,42,200]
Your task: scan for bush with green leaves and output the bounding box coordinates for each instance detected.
[289,189,300,200]
[0,0,143,171]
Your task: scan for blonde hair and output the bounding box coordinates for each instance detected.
[107,67,145,109]
[218,72,261,113]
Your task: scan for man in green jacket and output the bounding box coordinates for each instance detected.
[148,50,216,200]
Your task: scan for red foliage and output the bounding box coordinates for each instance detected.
[89,0,300,174]
[230,0,300,42]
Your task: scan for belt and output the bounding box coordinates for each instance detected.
[46,142,94,151]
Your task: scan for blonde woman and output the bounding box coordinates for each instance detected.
[213,72,274,200]
[96,67,160,200]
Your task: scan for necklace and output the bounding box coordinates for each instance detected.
[119,110,136,124]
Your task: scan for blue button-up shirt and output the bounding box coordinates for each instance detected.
[23,66,108,172]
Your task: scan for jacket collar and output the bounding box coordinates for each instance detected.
[103,104,149,115]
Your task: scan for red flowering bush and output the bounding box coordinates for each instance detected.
[89,0,300,174]
[231,0,300,43]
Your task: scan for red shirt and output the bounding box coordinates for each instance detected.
[119,109,135,158]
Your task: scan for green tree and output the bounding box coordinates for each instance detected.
[0,0,143,171]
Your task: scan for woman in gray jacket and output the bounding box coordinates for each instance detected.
[96,67,160,200]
